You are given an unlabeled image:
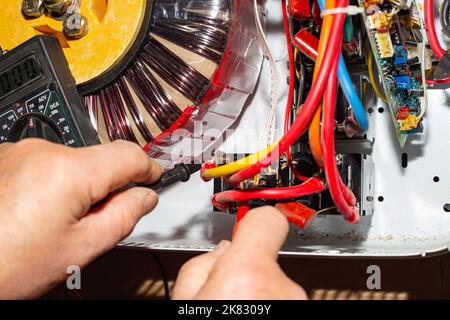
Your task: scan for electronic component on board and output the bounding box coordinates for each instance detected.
[375,32,395,58]
[360,0,427,146]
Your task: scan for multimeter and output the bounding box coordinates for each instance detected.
[0,35,99,146]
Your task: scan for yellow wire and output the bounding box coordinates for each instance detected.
[202,141,280,181]
[294,48,301,80]
[368,52,388,103]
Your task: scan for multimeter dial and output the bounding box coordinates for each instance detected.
[8,114,63,144]
[0,88,79,146]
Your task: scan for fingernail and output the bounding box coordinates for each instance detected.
[143,191,159,213]
[214,240,231,253]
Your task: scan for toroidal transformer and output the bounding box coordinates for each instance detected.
[1,0,263,163]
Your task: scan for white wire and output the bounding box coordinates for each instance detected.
[275,45,288,62]
[320,5,364,17]
[253,0,280,149]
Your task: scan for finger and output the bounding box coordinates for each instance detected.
[0,142,13,166]
[172,241,231,300]
[232,206,289,261]
[72,140,163,204]
[0,142,12,151]
[0,142,13,159]
[74,187,159,261]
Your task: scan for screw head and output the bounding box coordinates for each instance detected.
[45,0,72,15]
[22,0,45,18]
[63,12,89,39]
[44,0,64,8]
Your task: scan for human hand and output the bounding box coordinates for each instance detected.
[172,206,308,300]
[0,139,163,299]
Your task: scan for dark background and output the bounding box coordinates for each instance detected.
[45,248,450,300]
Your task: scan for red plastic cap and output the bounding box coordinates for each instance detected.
[275,202,318,229]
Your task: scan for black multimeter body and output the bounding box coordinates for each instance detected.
[0,36,99,147]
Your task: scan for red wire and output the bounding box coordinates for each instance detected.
[423,0,450,85]
[232,202,250,239]
[322,56,359,223]
[425,0,446,60]
[427,77,450,85]
[213,177,325,204]
[227,0,348,186]
[282,0,309,182]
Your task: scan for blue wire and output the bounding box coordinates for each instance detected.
[317,0,368,132]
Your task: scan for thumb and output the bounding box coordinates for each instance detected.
[232,206,289,260]
[75,187,158,261]
[173,240,231,299]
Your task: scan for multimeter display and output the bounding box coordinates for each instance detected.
[0,56,42,99]
[0,36,99,147]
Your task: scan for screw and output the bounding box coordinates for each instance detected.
[62,2,88,39]
[22,0,45,18]
[45,0,73,15]
[62,1,88,39]
[44,0,63,10]
[335,154,343,166]
[63,12,89,39]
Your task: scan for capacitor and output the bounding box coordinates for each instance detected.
[397,107,411,120]
[288,0,311,21]
[292,29,319,61]
[275,202,318,230]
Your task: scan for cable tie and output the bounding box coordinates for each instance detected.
[320,6,364,17]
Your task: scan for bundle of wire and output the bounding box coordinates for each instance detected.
[206,0,360,225]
